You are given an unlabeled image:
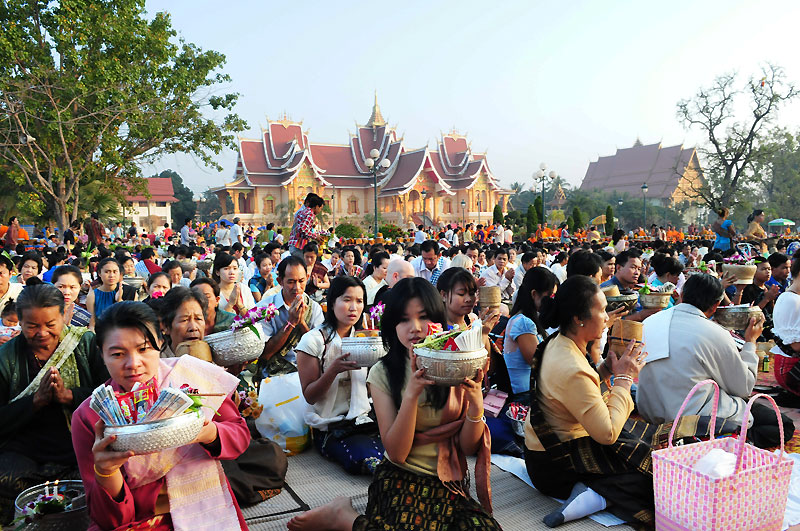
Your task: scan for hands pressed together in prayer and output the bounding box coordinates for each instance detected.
[288,295,307,326]
[33,367,73,410]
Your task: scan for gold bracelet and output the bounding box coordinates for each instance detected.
[94,464,117,478]
[466,412,484,423]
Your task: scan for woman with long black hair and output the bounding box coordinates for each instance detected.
[504,267,558,395]
[289,278,499,530]
[295,276,384,475]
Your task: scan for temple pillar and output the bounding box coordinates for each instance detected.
[219,192,228,215]
[228,191,239,214]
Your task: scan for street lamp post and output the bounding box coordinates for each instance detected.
[331,191,335,229]
[534,163,557,225]
[365,149,391,239]
[641,183,649,230]
[460,199,466,227]
[421,189,428,230]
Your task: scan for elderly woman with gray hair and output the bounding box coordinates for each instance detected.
[0,283,108,524]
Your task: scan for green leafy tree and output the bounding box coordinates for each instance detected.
[151,170,196,229]
[526,204,537,235]
[0,0,246,230]
[605,205,614,234]
[533,195,544,224]
[676,63,799,210]
[571,206,584,230]
[197,189,232,222]
[493,204,503,225]
[566,216,575,231]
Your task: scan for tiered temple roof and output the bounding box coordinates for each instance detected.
[579,142,701,201]
[224,99,510,197]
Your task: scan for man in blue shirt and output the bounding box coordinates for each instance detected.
[600,250,661,322]
[766,252,791,294]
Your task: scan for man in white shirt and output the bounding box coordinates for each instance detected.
[638,273,793,448]
[512,252,537,290]
[411,240,450,284]
[215,221,231,247]
[255,256,324,380]
[504,226,513,244]
[493,224,504,244]
[413,225,426,245]
[480,248,515,300]
[321,249,341,272]
[180,218,193,246]
[230,217,243,245]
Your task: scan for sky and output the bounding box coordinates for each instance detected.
[142,0,800,196]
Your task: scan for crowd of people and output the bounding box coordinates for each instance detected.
[0,197,798,529]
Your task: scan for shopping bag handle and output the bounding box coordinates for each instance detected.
[735,393,785,473]
[667,379,719,449]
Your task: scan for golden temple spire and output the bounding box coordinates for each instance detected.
[366,91,386,128]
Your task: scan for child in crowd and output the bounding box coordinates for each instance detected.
[0,301,19,339]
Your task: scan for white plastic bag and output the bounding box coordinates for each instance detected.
[255,372,311,455]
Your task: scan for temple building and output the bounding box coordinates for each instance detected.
[211,98,511,228]
[579,140,705,224]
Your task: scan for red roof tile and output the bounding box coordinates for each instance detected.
[580,142,700,200]
[127,178,178,202]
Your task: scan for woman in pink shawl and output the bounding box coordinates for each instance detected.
[71,301,250,530]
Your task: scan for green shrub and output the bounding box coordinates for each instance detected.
[379,223,405,240]
[336,223,363,239]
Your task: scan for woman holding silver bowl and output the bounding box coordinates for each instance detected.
[71,301,250,530]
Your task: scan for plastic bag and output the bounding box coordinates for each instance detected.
[254,371,310,455]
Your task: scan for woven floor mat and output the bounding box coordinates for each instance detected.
[243,450,633,530]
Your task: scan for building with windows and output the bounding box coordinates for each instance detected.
[211,98,511,228]
[124,178,178,231]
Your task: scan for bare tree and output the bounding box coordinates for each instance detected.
[676,63,799,210]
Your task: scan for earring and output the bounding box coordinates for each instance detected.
[579,322,584,327]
